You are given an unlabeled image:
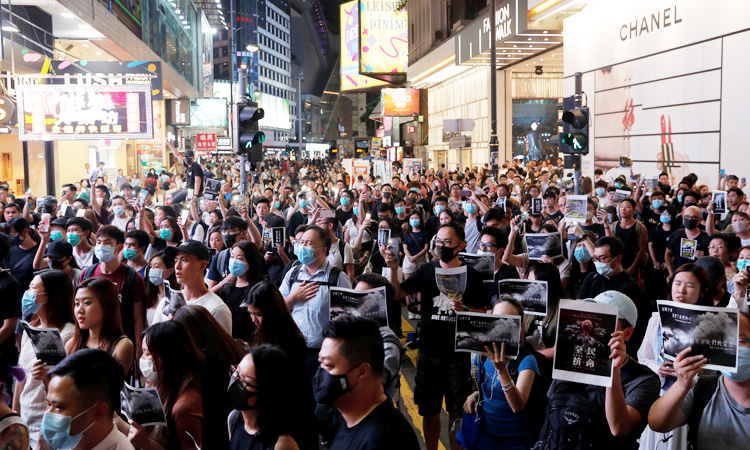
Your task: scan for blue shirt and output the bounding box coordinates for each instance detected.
[279,260,352,348]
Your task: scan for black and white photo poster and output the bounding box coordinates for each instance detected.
[20,320,66,366]
[121,382,167,426]
[271,227,286,248]
[498,279,548,316]
[329,286,389,328]
[553,299,619,388]
[565,195,588,223]
[613,189,631,204]
[435,266,467,300]
[459,252,495,282]
[657,300,739,372]
[531,198,543,215]
[712,191,727,215]
[162,281,186,318]
[455,312,521,357]
[525,232,563,260]
[377,229,391,247]
[202,178,222,202]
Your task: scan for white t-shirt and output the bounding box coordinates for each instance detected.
[74,247,96,269]
[153,290,232,334]
[111,214,131,232]
[327,239,354,270]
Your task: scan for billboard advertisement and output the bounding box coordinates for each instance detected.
[359,0,408,75]
[259,94,292,130]
[17,84,153,141]
[382,88,419,116]
[341,1,388,91]
[189,98,227,128]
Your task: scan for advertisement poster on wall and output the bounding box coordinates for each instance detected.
[358,0,408,77]
[340,1,388,91]
[382,89,419,116]
[511,99,558,163]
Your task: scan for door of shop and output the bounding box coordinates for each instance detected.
[434,150,447,169]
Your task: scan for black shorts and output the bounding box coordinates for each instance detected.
[414,351,472,417]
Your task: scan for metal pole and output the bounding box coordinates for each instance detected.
[238,68,248,197]
[298,73,303,157]
[489,0,499,179]
[574,72,582,195]
[229,0,235,104]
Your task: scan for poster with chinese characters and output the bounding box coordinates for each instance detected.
[455,312,521,356]
[120,383,167,427]
[658,300,739,372]
[553,299,618,388]
[195,133,217,152]
[458,252,495,282]
[329,286,388,328]
[498,279,548,316]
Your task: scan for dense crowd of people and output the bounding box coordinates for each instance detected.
[0,149,747,450]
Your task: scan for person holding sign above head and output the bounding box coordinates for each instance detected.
[385,222,487,450]
[648,311,750,449]
[534,291,660,450]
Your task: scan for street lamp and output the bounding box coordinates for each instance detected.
[296,73,304,155]
[246,43,259,52]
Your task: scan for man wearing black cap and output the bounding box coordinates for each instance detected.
[157,240,232,333]
[169,141,203,196]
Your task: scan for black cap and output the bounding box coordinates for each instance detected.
[50,218,68,228]
[45,240,73,259]
[42,195,58,205]
[165,239,210,261]
[184,150,195,158]
[543,190,557,199]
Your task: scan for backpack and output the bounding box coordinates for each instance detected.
[380,328,404,405]
[215,248,230,280]
[532,387,603,450]
[285,263,343,290]
[686,373,721,450]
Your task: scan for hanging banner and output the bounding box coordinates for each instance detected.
[17,84,154,141]
[359,0,408,77]
[382,88,419,116]
[196,133,217,152]
[341,1,388,91]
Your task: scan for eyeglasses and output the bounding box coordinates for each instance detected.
[591,255,614,263]
[478,242,496,251]
[435,239,462,247]
[708,245,726,251]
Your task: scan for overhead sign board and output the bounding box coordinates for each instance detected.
[443,119,476,133]
[455,0,528,65]
[40,60,163,100]
[17,84,154,141]
[449,136,467,148]
[359,0,408,77]
[382,88,419,116]
[166,99,191,126]
[341,1,388,91]
[196,133,217,151]
[189,98,228,127]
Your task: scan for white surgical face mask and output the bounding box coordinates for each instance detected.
[139,357,157,381]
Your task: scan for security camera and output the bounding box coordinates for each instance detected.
[535,66,543,76]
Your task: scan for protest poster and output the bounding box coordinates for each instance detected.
[20,321,66,366]
[498,279,548,316]
[525,232,563,260]
[712,191,727,215]
[162,281,186,318]
[531,198,543,215]
[657,300,739,372]
[329,286,388,328]
[553,299,619,388]
[565,195,588,223]
[120,383,167,426]
[459,252,495,282]
[455,312,521,357]
[202,178,222,202]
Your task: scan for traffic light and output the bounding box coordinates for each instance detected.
[235,102,265,161]
[559,106,589,154]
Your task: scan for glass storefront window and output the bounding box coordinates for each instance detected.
[142,0,200,89]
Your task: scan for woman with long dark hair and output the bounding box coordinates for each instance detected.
[217,241,266,341]
[14,270,75,449]
[246,281,307,371]
[128,321,205,450]
[66,277,134,375]
[228,344,315,450]
[144,251,179,325]
[175,305,245,450]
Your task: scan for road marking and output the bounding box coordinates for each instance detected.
[400,315,449,415]
[400,373,448,450]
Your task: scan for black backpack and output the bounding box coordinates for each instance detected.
[532,386,603,450]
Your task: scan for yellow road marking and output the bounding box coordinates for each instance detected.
[400,315,450,417]
[400,373,448,450]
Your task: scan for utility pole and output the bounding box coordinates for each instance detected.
[489,0,499,180]
[574,72,582,195]
[238,67,248,197]
[297,72,304,158]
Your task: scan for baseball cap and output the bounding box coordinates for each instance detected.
[42,195,58,205]
[543,190,557,199]
[184,150,195,158]
[50,218,68,228]
[45,241,73,259]
[165,239,210,261]
[586,290,638,328]
[695,256,725,282]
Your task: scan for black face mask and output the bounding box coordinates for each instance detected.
[227,376,258,411]
[436,244,459,263]
[312,366,358,405]
[683,218,699,230]
[223,233,240,248]
[48,260,66,270]
[382,192,391,199]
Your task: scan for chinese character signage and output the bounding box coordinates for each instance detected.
[340,1,388,91]
[17,84,153,141]
[381,88,419,116]
[359,1,408,75]
[195,133,217,152]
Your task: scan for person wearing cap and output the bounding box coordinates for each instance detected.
[168,141,203,196]
[534,290,660,449]
[79,225,146,358]
[154,240,232,333]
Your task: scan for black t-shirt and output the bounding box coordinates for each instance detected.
[580,223,606,241]
[3,243,39,291]
[545,209,564,224]
[218,283,256,341]
[666,228,711,269]
[485,263,522,306]
[577,271,641,302]
[0,272,21,363]
[641,208,660,232]
[336,208,354,228]
[329,399,420,450]
[648,225,673,264]
[401,261,488,355]
[184,160,204,195]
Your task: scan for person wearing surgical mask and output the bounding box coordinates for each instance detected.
[129,321,204,450]
[636,190,667,232]
[314,316,419,449]
[648,311,750,448]
[43,349,132,450]
[730,212,750,247]
[15,270,75,449]
[143,252,179,326]
[217,241,265,342]
[109,195,131,232]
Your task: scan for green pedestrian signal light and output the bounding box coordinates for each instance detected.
[559,106,589,155]
[235,103,265,161]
